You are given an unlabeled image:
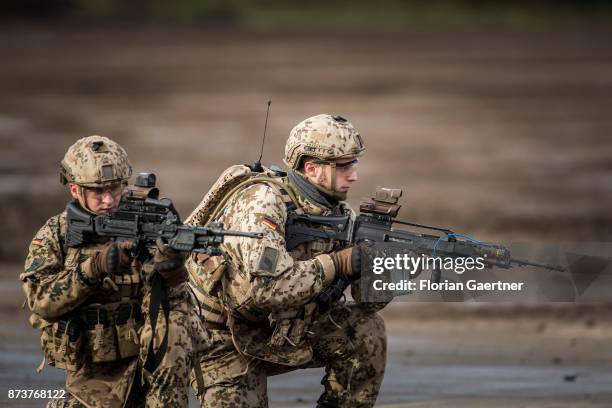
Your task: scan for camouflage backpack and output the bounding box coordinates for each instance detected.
[185,164,299,302]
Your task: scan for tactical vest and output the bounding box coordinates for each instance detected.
[32,212,144,373]
[186,165,345,366]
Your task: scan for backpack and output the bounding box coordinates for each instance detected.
[185,163,299,308]
[185,164,300,227]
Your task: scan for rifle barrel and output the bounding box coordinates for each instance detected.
[216,230,263,239]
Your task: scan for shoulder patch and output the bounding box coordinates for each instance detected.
[258,246,279,273]
[254,213,283,234]
[25,257,45,273]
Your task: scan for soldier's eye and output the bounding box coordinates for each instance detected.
[86,184,123,198]
[108,184,124,195]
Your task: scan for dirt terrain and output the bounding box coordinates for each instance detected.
[1,26,611,406]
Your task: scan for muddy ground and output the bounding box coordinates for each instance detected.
[1,26,612,406]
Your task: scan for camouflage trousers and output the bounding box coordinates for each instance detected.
[194,304,386,408]
[48,306,206,408]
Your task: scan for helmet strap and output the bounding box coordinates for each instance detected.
[315,162,347,201]
[75,185,96,215]
[329,162,337,192]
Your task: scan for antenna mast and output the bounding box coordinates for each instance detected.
[250,100,271,172]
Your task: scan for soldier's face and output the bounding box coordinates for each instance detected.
[304,158,359,194]
[69,183,123,214]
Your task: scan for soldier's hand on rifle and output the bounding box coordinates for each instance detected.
[153,239,188,287]
[330,242,384,282]
[115,240,134,271]
[80,242,121,284]
[329,247,355,281]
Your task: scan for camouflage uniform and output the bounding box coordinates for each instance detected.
[187,115,388,407]
[21,136,206,408]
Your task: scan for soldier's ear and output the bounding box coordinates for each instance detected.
[68,184,80,200]
[303,160,318,178]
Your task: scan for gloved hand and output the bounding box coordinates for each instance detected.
[80,242,120,283]
[115,240,134,271]
[153,239,188,287]
[329,242,385,282]
[329,247,355,281]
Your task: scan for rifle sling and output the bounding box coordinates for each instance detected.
[143,273,170,373]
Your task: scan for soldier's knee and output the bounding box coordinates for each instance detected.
[355,309,385,336]
[368,311,386,334]
[354,311,386,360]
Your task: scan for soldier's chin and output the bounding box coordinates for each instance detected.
[332,190,348,201]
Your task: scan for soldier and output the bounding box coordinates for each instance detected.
[187,114,388,407]
[21,136,205,407]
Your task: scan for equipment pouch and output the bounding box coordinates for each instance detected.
[188,253,226,294]
[41,318,83,372]
[288,303,316,345]
[269,308,301,348]
[86,305,119,362]
[270,319,292,348]
[115,302,142,359]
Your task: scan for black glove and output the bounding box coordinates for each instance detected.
[115,240,134,272]
[80,242,119,283]
[153,239,187,287]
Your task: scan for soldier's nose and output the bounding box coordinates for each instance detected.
[101,191,115,205]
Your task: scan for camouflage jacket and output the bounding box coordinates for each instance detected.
[224,181,338,311]
[188,176,355,365]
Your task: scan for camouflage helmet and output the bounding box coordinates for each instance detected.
[60,135,132,188]
[284,114,365,170]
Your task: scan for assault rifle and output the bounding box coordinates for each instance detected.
[284,187,565,312]
[66,172,262,255]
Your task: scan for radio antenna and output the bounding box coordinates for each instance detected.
[250,99,271,172]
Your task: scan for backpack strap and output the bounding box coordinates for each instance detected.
[206,176,303,225]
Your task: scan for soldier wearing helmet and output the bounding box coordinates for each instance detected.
[59,135,132,214]
[187,114,388,407]
[22,136,206,407]
[284,114,365,200]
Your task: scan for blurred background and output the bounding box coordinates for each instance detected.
[1,1,612,407]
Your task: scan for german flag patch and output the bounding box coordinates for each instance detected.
[255,214,282,234]
[262,217,277,230]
